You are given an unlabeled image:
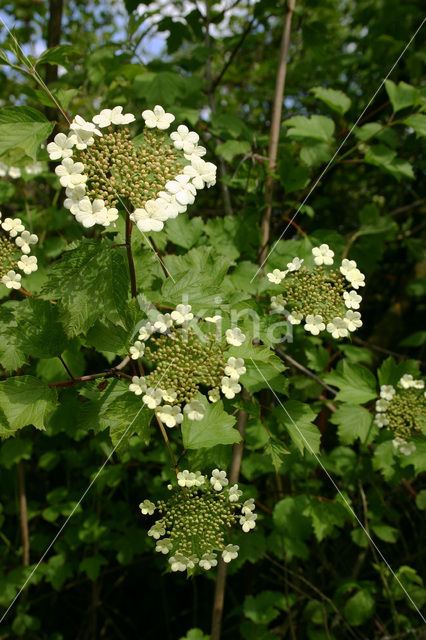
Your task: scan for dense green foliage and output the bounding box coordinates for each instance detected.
[0,0,425,638]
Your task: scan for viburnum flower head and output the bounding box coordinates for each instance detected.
[373,374,425,454]
[1,212,39,290]
[49,105,216,235]
[140,471,255,573]
[268,246,364,340]
[128,307,245,419]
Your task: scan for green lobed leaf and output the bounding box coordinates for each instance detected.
[228,344,286,394]
[0,438,32,468]
[283,115,335,143]
[343,587,375,626]
[181,397,241,449]
[36,45,78,69]
[165,215,204,249]
[40,239,129,338]
[324,361,377,404]
[330,405,376,445]
[0,106,54,161]
[384,80,418,112]
[243,590,287,625]
[263,436,289,472]
[404,113,426,137]
[78,555,108,581]
[216,140,250,162]
[0,376,57,431]
[274,400,320,455]
[310,86,352,114]
[377,356,420,387]
[13,299,68,359]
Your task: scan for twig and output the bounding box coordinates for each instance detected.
[58,354,75,380]
[276,349,337,395]
[17,461,30,567]
[155,414,180,478]
[126,213,138,297]
[45,0,64,122]
[358,482,400,634]
[211,18,255,92]
[210,391,249,640]
[149,235,170,278]
[259,0,296,265]
[351,336,422,362]
[205,0,233,216]
[48,357,131,388]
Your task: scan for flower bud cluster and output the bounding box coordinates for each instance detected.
[48,104,217,232]
[0,211,38,290]
[268,245,364,339]
[128,305,246,426]
[139,469,256,573]
[375,375,425,455]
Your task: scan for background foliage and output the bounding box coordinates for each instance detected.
[0,0,425,638]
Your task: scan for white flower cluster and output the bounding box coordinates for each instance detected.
[374,375,425,455]
[0,162,44,179]
[127,305,246,425]
[140,469,256,573]
[267,245,365,340]
[49,121,120,228]
[0,211,38,290]
[49,105,216,233]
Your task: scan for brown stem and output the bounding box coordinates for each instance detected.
[155,415,180,477]
[17,461,30,567]
[45,0,63,121]
[210,391,249,640]
[205,0,233,216]
[359,482,400,634]
[276,349,337,396]
[48,357,131,388]
[259,0,296,266]
[211,18,255,92]
[149,235,170,278]
[58,354,74,380]
[125,213,138,297]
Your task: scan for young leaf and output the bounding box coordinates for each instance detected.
[263,436,289,472]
